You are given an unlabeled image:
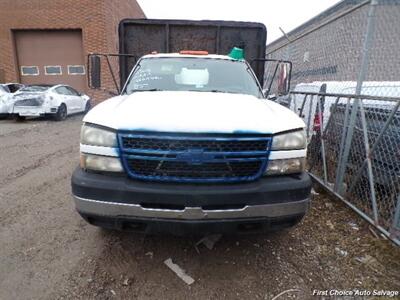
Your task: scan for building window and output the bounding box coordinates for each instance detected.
[45,66,62,75]
[21,66,39,76]
[68,65,85,75]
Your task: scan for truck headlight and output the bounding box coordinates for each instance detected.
[264,157,305,175]
[272,130,306,150]
[80,154,123,172]
[81,124,117,147]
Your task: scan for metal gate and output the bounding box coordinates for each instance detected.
[288,90,400,246]
[265,0,400,246]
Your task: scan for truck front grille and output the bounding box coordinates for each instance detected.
[122,137,269,152]
[118,133,271,183]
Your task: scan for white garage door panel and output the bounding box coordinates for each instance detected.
[15,30,86,93]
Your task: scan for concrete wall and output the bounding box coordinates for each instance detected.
[265,0,400,88]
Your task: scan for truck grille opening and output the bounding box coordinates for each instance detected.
[127,159,262,179]
[118,133,271,182]
[121,136,269,152]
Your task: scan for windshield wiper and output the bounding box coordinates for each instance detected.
[187,89,230,93]
[128,88,164,94]
[209,89,231,93]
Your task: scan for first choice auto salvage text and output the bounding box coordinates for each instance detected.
[312,289,399,298]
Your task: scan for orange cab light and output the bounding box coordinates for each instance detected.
[179,50,209,55]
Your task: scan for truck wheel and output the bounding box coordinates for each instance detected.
[54,103,67,121]
[14,115,26,122]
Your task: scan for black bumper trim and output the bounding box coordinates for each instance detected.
[71,168,312,207]
[79,213,305,235]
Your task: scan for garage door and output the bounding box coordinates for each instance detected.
[14,30,86,93]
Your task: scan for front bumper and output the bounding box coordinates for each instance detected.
[71,168,312,233]
[74,196,309,220]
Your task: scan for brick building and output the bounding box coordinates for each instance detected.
[265,0,400,88]
[0,0,145,100]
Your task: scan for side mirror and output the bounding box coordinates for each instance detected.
[90,55,101,89]
[277,62,291,95]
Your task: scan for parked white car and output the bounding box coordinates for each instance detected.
[289,81,400,137]
[12,84,91,121]
[0,83,24,117]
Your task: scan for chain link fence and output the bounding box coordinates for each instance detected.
[266,0,400,245]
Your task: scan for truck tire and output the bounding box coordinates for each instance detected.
[54,103,67,121]
[14,115,26,122]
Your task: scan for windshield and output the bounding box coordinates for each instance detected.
[124,57,263,98]
[20,85,51,92]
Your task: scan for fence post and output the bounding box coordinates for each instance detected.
[317,96,328,184]
[335,0,378,195]
[334,98,351,191]
[392,195,400,241]
[306,95,314,140]
[279,27,293,61]
[358,100,379,223]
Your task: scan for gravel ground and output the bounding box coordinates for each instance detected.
[0,116,399,300]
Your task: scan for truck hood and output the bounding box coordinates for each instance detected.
[84,91,305,134]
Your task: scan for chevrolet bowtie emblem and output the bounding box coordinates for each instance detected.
[176,149,215,165]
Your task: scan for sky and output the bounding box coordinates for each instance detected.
[137,0,342,44]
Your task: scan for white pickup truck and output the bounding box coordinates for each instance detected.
[71,50,312,234]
